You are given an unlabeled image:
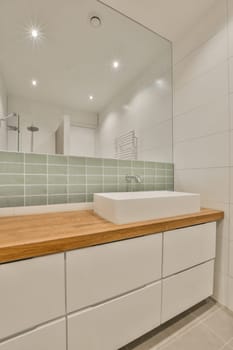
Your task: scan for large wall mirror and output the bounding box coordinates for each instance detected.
[0,0,172,162]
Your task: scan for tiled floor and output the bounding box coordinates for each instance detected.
[121,299,233,350]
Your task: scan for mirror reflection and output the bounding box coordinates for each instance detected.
[0,0,172,162]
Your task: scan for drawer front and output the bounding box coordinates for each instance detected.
[0,254,65,340]
[163,222,216,277]
[68,281,161,350]
[162,260,214,323]
[67,233,162,312]
[0,319,66,350]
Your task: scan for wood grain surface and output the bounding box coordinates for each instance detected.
[0,208,224,263]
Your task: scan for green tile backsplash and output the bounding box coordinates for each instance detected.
[0,151,174,208]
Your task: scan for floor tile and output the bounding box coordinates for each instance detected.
[203,308,233,342]
[189,298,220,321]
[160,324,224,350]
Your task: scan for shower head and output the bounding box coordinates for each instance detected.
[27,125,39,132]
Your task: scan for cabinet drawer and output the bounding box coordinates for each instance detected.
[0,254,65,340]
[67,233,162,312]
[68,281,161,350]
[163,222,216,277]
[0,319,66,350]
[162,260,214,323]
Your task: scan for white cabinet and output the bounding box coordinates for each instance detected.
[163,222,216,277]
[68,281,161,350]
[0,319,66,350]
[162,260,215,323]
[0,254,65,340]
[67,233,162,312]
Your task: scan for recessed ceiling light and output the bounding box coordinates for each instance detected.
[113,61,119,69]
[31,28,39,38]
[32,80,37,86]
[89,95,94,100]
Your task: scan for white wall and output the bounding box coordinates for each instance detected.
[7,95,98,154]
[70,126,96,157]
[0,72,7,150]
[96,55,173,162]
[173,0,233,309]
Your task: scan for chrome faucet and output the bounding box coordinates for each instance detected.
[125,174,143,184]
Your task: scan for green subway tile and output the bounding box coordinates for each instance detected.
[167,184,174,191]
[118,183,128,192]
[144,184,155,191]
[48,155,67,165]
[103,176,117,184]
[68,184,86,194]
[69,157,85,166]
[25,164,47,174]
[25,153,46,164]
[25,196,47,206]
[86,194,93,202]
[86,158,103,166]
[48,165,67,175]
[166,169,174,176]
[144,176,154,184]
[86,176,102,185]
[0,163,24,173]
[87,184,103,194]
[0,151,24,163]
[0,196,24,208]
[156,177,166,184]
[144,161,155,169]
[154,184,166,190]
[156,168,166,176]
[68,194,86,203]
[118,167,132,175]
[103,159,118,167]
[118,160,131,167]
[132,161,144,168]
[131,184,144,192]
[0,186,24,196]
[48,175,67,185]
[145,168,154,176]
[48,185,67,195]
[86,167,103,175]
[48,195,67,205]
[167,176,174,184]
[25,185,47,196]
[119,176,128,184]
[103,184,118,192]
[69,166,86,176]
[0,174,24,185]
[25,175,47,185]
[132,168,144,176]
[165,163,174,170]
[155,163,166,169]
[104,167,117,176]
[69,176,85,185]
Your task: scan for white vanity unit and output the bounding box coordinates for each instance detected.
[0,220,217,350]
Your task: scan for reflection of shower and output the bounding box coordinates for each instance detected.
[27,124,39,152]
[0,113,20,151]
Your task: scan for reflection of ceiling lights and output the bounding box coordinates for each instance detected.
[31,28,39,38]
[90,15,102,28]
[113,61,119,69]
[32,80,37,86]
[89,95,94,100]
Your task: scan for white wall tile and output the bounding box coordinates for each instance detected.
[173,0,227,64]
[174,95,229,143]
[174,132,229,170]
[227,277,233,311]
[229,241,233,277]
[175,168,229,203]
[174,29,227,90]
[174,61,228,116]
[228,0,233,58]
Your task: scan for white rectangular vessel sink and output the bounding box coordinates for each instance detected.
[94,191,200,224]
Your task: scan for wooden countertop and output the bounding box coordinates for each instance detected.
[0,208,224,264]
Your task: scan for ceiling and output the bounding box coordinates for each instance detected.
[0,0,171,114]
[100,0,218,41]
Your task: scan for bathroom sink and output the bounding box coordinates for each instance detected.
[94,191,200,224]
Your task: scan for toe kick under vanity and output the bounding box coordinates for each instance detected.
[0,208,224,350]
